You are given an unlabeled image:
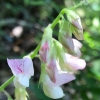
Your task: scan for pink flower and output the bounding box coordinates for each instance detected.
[7,56,34,88]
[40,61,75,99]
[65,53,86,70]
[67,9,83,30]
[59,53,86,72]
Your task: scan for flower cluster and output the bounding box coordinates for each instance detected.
[6,8,86,99]
[39,10,86,99]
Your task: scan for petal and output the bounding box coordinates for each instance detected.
[59,33,74,50]
[66,53,86,70]
[68,57,86,70]
[67,47,81,57]
[23,57,34,76]
[43,85,64,99]
[18,74,29,87]
[14,76,25,88]
[47,62,75,87]
[7,58,23,76]
[72,18,83,30]
[46,59,56,83]
[39,41,50,63]
[73,39,82,48]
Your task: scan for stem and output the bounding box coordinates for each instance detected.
[28,42,41,59]
[51,1,84,29]
[51,8,67,29]
[0,76,14,91]
[69,1,85,10]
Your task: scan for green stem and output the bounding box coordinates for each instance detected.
[51,1,84,29]
[69,1,85,10]
[0,76,14,91]
[28,42,41,59]
[51,8,67,29]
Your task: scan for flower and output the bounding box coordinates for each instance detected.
[7,56,34,88]
[60,53,86,72]
[40,60,75,99]
[39,24,53,63]
[66,9,83,40]
[58,17,74,50]
[66,9,83,30]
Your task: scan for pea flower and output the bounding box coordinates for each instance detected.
[66,9,83,40]
[7,56,34,88]
[39,24,53,63]
[66,9,82,30]
[40,61,75,99]
[59,53,86,72]
[59,17,74,50]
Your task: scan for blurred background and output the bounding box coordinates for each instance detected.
[0,0,100,100]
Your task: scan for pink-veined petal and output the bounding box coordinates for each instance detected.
[7,58,24,76]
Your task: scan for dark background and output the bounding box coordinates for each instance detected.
[0,0,100,100]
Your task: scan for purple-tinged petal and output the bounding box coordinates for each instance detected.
[66,53,86,70]
[23,57,34,76]
[7,58,23,76]
[67,47,81,57]
[72,18,83,30]
[47,62,75,87]
[46,59,56,83]
[59,33,74,50]
[39,41,50,63]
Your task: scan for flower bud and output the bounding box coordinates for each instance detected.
[59,18,74,50]
[66,9,83,30]
[39,24,53,63]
